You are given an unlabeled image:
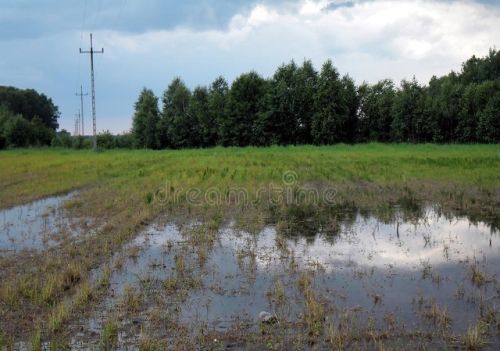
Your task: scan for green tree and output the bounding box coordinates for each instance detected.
[115,133,134,148]
[295,60,318,144]
[190,86,214,147]
[391,78,427,142]
[71,135,87,149]
[97,130,116,149]
[4,114,33,147]
[208,77,229,146]
[221,72,268,146]
[424,75,463,142]
[51,130,72,148]
[161,78,194,148]
[30,116,55,146]
[0,105,13,148]
[456,83,479,142]
[456,80,499,142]
[311,60,353,144]
[263,61,300,145]
[0,86,59,129]
[358,79,395,142]
[477,92,500,142]
[132,88,160,149]
[460,49,500,85]
[340,75,359,143]
[262,60,320,145]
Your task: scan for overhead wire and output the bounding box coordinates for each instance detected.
[95,0,127,71]
[76,0,88,134]
[78,0,88,83]
[77,0,128,134]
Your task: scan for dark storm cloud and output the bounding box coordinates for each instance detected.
[0,0,293,40]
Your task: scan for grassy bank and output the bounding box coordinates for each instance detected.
[0,144,499,348]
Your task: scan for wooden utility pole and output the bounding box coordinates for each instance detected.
[80,33,104,149]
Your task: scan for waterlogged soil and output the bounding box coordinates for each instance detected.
[69,207,499,350]
[0,192,81,254]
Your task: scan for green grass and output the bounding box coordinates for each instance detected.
[99,319,118,351]
[0,144,498,209]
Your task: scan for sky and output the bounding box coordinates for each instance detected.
[0,0,499,134]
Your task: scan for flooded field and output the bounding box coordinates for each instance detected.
[61,206,499,350]
[0,193,79,254]
[1,126,499,350]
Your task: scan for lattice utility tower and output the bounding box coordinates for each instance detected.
[80,33,104,149]
[74,111,81,136]
[75,86,88,136]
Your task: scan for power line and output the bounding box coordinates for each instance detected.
[80,33,104,150]
[77,0,87,106]
[96,0,126,72]
[81,0,88,34]
[75,86,88,136]
[94,0,104,32]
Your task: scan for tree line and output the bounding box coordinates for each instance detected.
[132,49,499,149]
[1,50,498,150]
[0,86,59,148]
[0,87,132,149]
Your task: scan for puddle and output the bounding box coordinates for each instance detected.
[0,192,81,253]
[72,207,500,348]
[106,224,184,297]
[182,209,499,332]
[70,223,186,349]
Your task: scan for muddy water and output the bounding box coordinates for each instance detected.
[0,192,78,253]
[73,206,499,349]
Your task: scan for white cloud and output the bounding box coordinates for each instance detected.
[4,0,498,133]
[97,0,500,86]
[299,0,330,16]
[245,5,280,27]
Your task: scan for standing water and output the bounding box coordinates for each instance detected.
[71,205,499,349]
[0,192,78,253]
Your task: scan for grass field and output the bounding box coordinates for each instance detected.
[1,143,499,207]
[0,144,499,349]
